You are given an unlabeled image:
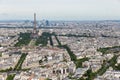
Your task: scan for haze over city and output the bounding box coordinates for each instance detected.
[0,0,120,20]
[1,0,120,80]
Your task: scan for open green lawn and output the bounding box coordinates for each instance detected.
[35,32,50,46]
[28,39,36,46]
[15,33,31,47]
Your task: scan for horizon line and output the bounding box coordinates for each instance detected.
[0,19,120,22]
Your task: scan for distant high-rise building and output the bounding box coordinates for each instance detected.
[40,20,50,27]
[45,20,50,26]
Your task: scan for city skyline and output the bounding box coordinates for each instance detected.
[0,0,120,20]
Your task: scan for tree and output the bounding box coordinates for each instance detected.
[45,78,52,80]
[39,60,43,65]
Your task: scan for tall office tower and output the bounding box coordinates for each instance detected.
[33,13,37,34]
[45,20,50,26]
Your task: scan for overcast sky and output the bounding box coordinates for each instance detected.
[0,0,120,20]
